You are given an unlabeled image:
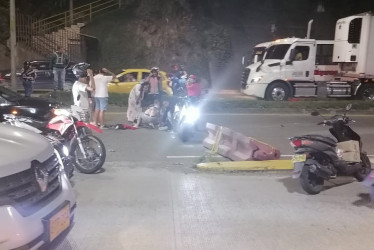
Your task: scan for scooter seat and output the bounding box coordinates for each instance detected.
[300,134,337,146]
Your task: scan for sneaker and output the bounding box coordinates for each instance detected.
[148,123,155,129]
[159,126,168,131]
[100,125,108,129]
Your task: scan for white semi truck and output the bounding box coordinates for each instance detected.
[241,12,374,101]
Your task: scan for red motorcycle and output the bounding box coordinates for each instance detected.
[44,105,106,174]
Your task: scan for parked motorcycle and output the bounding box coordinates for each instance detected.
[170,96,201,142]
[46,106,106,174]
[4,105,106,174]
[289,104,371,194]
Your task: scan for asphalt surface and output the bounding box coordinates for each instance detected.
[55,112,374,250]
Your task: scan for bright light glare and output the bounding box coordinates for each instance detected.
[63,146,69,156]
[185,106,200,124]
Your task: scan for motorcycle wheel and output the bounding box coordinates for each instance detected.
[71,135,106,174]
[300,165,324,195]
[354,153,372,182]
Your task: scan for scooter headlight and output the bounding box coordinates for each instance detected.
[185,106,200,124]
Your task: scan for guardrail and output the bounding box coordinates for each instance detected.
[32,0,121,35]
[15,0,119,62]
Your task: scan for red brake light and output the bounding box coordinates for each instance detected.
[290,139,302,147]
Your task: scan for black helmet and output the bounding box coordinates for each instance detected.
[72,62,90,78]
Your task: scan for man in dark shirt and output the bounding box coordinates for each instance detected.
[50,46,69,91]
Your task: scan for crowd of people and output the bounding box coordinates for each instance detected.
[70,63,201,131]
[126,65,201,131]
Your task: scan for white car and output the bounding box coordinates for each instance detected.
[0,124,76,250]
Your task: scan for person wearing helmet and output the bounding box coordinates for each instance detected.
[72,68,95,112]
[21,62,37,97]
[50,46,69,91]
[144,67,163,105]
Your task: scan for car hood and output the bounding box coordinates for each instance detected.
[16,97,57,108]
[0,124,54,177]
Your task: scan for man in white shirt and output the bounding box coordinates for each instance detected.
[93,68,116,128]
[72,69,95,111]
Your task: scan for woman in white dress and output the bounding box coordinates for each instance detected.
[127,82,149,123]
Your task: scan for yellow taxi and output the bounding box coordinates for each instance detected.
[108,69,173,95]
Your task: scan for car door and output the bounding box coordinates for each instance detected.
[281,42,316,82]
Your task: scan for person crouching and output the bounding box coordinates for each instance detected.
[134,99,160,129]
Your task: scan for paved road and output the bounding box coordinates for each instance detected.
[55,112,374,250]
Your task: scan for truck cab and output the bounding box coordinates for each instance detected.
[242,38,337,100]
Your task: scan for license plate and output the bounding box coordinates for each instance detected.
[292,154,306,163]
[47,203,70,242]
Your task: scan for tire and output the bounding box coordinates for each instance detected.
[71,135,106,174]
[354,153,372,181]
[178,124,192,142]
[356,85,374,101]
[300,165,324,194]
[265,82,291,101]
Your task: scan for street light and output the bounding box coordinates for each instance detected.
[10,0,17,91]
[317,2,325,13]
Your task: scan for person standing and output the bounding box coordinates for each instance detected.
[186,75,201,100]
[144,67,163,104]
[72,69,95,112]
[50,46,69,91]
[21,62,37,97]
[127,82,149,123]
[92,68,116,128]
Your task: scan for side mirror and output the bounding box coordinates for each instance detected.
[346,104,352,111]
[311,111,320,116]
[289,49,296,62]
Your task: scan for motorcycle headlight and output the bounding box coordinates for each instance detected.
[185,106,200,124]
[53,108,70,116]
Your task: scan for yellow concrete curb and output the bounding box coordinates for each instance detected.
[197,160,293,171]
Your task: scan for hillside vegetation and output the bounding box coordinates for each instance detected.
[82,0,231,82]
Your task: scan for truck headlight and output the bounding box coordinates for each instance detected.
[251,76,262,83]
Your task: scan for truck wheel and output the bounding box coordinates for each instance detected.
[357,86,374,101]
[265,82,290,101]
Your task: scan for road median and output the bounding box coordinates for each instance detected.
[197,160,293,171]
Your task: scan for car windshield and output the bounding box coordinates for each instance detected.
[265,44,291,60]
[0,86,22,101]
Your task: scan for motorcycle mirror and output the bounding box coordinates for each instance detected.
[311,111,320,116]
[346,104,352,111]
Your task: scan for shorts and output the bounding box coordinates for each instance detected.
[95,97,108,111]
